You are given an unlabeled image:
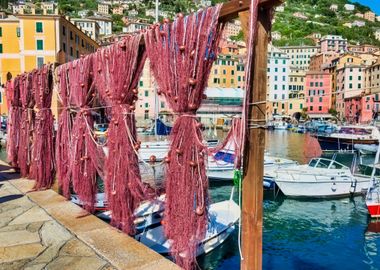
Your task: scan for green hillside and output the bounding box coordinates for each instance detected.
[272,0,380,46]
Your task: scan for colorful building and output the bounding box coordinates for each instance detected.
[305,71,332,115]
[319,35,347,53]
[279,45,319,71]
[0,12,99,115]
[267,45,289,102]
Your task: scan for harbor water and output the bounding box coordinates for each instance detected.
[1,131,380,270]
[200,130,380,270]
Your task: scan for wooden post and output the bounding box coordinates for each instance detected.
[240,7,272,270]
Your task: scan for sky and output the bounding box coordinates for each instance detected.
[353,0,380,15]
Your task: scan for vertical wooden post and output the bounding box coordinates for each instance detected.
[240,7,271,270]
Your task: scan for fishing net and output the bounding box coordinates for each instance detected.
[144,6,224,269]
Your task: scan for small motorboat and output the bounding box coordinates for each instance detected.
[314,125,380,151]
[273,157,371,198]
[366,178,380,218]
[71,193,108,211]
[135,197,240,257]
[96,195,166,232]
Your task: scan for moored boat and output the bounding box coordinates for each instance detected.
[366,178,380,218]
[134,198,240,256]
[314,125,380,151]
[273,157,370,198]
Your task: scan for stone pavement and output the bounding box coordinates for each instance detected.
[0,162,179,270]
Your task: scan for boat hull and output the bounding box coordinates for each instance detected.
[316,136,378,151]
[367,203,380,218]
[275,179,369,198]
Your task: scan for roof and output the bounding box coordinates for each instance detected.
[205,88,244,99]
[87,15,112,22]
[0,14,19,22]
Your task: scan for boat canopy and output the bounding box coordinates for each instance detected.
[214,151,235,164]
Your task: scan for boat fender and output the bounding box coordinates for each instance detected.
[331,182,337,192]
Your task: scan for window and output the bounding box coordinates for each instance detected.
[274,94,277,100]
[231,70,234,75]
[300,103,303,109]
[37,57,44,68]
[145,103,149,108]
[16,27,20,37]
[349,76,353,81]
[275,76,278,81]
[70,31,73,40]
[62,26,66,36]
[0,44,3,53]
[70,47,73,56]
[238,76,241,82]
[290,103,293,109]
[144,90,149,97]
[63,42,66,52]
[223,70,226,75]
[161,102,165,108]
[0,92,2,104]
[282,103,285,109]
[310,82,314,87]
[81,39,84,47]
[231,79,234,84]
[76,50,79,58]
[213,78,218,84]
[144,110,149,120]
[36,40,43,50]
[139,81,143,87]
[349,83,353,89]
[310,106,313,111]
[274,85,277,90]
[310,97,313,102]
[319,97,322,102]
[0,27,2,37]
[36,22,43,33]
[223,78,226,84]
[275,68,278,72]
[318,106,322,111]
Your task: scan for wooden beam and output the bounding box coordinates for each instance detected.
[240,7,272,270]
[219,0,283,22]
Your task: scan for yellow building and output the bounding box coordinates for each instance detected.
[0,12,99,115]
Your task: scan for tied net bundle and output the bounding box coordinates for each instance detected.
[144,6,224,269]
[67,55,104,213]
[93,35,149,234]
[209,118,244,169]
[6,77,22,168]
[18,73,35,177]
[56,65,72,198]
[30,65,55,190]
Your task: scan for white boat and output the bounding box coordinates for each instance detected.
[273,157,370,198]
[96,195,166,231]
[135,197,240,256]
[71,193,107,211]
[354,144,378,155]
[206,151,298,182]
[366,178,380,218]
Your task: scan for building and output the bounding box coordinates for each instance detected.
[78,10,89,18]
[348,44,379,54]
[98,3,110,15]
[272,31,281,41]
[355,13,364,18]
[335,63,365,118]
[330,4,338,12]
[275,4,285,12]
[305,72,332,115]
[365,57,380,95]
[364,11,375,22]
[375,29,380,41]
[377,16,380,22]
[344,4,355,11]
[267,46,289,116]
[309,52,339,71]
[71,18,100,41]
[343,22,352,28]
[293,12,308,20]
[280,45,320,71]
[352,20,366,27]
[288,69,305,98]
[0,12,99,115]
[319,35,347,53]
[87,15,112,36]
[222,20,241,40]
[128,10,138,17]
[145,9,168,18]
[122,22,150,34]
[113,5,124,15]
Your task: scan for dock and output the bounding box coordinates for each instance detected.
[0,161,179,270]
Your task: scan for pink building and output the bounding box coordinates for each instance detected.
[320,35,347,53]
[305,71,332,114]
[344,94,376,123]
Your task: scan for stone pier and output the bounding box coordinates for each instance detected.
[0,162,179,270]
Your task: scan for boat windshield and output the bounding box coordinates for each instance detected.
[308,158,347,169]
[338,127,372,135]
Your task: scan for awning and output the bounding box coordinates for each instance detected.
[308,114,333,119]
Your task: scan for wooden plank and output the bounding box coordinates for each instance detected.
[240,8,272,270]
[219,0,283,22]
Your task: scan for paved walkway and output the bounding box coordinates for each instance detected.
[0,162,179,270]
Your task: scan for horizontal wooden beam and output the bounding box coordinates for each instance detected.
[219,0,283,22]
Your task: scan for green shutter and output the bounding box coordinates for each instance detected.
[37,40,43,50]
[0,27,2,37]
[0,44,3,53]
[36,22,43,33]
[16,27,20,37]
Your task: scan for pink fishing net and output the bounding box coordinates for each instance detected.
[18,73,35,177]
[6,77,22,168]
[93,35,150,234]
[56,64,72,198]
[66,55,105,212]
[144,6,224,269]
[30,65,55,189]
